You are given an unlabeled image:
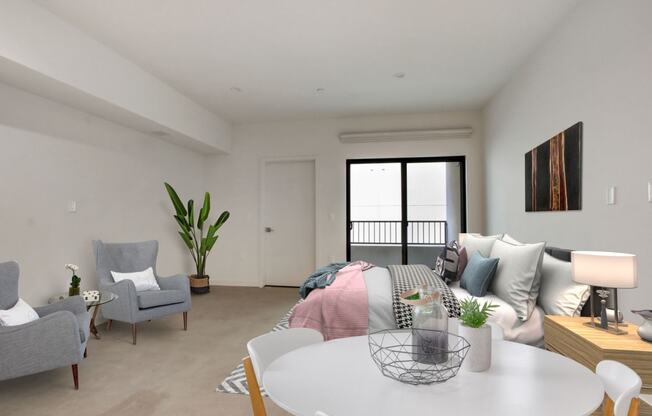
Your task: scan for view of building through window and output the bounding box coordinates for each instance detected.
[349,160,461,267]
[350,163,447,221]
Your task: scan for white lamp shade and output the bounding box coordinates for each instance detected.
[571,251,637,288]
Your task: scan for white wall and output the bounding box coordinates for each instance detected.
[484,0,652,322]
[0,81,203,305]
[205,111,484,286]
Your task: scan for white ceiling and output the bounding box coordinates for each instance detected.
[35,0,579,124]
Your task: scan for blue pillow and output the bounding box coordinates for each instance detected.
[460,252,499,297]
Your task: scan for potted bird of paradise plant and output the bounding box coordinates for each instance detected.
[164,183,230,294]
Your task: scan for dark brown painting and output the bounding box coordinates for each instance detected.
[525,122,582,212]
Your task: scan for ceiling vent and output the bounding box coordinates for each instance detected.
[338,128,473,143]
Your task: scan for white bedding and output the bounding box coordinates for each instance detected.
[363,266,395,332]
[363,267,545,347]
[449,282,545,347]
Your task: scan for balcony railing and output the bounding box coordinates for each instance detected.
[350,220,447,246]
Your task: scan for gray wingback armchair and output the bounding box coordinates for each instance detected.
[0,261,89,389]
[92,240,191,345]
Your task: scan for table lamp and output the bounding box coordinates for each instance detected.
[571,251,637,335]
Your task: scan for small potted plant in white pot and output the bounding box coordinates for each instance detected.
[458,298,498,372]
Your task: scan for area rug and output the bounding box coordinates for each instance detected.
[216,300,300,396]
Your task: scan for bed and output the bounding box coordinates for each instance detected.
[363,266,546,346]
[289,247,596,346]
[362,246,593,347]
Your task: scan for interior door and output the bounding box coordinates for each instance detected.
[263,160,316,286]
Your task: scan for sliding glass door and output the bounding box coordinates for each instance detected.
[348,162,403,265]
[346,157,466,267]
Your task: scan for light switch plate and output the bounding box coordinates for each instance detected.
[607,187,616,205]
[67,200,77,213]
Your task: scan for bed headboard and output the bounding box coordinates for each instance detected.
[545,246,597,317]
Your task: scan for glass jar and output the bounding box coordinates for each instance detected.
[412,286,449,364]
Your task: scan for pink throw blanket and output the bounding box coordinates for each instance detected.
[289,261,371,340]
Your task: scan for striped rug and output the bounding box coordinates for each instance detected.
[215,301,300,396]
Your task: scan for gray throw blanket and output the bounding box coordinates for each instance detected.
[299,262,349,299]
[388,264,460,329]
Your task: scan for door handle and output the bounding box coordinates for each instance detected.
[264,227,274,233]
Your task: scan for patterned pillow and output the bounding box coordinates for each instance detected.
[457,247,468,276]
[434,241,462,283]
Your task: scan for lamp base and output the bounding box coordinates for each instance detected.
[583,321,628,335]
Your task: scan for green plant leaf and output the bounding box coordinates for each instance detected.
[213,211,230,230]
[178,231,193,250]
[174,215,190,232]
[164,183,187,217]
[459,298,497,328]
[198,192,210,229]
[206,235,218,251]
[187,200,194,227]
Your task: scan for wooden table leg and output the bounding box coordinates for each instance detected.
[88,305,101,339]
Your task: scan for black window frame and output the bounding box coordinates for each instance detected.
[346,156,467,264]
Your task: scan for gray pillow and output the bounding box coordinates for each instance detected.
[501,234,545,313]
[489,239,546,321]
[462,234,501,259]
[460,252,499,297]
[538,253,591,316]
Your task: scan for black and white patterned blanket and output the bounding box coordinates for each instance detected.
[388,264,460,329]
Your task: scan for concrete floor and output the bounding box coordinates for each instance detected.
[0,286,298,416]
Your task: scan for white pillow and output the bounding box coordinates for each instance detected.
[489,239,546,321]
[539,253,590,316]
[0,298,39,326]
[462,234,501,259]
[111,267,161,291]
[501,234,545,312]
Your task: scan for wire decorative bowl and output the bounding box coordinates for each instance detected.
[368,329,470,385]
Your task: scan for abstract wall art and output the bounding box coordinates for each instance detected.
[525,122,582,212]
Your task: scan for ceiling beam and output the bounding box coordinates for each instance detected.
[0,0,231,154]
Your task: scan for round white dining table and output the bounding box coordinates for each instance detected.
[263,336,604,416]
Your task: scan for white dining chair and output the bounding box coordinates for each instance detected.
[243,328,324,416]
[596,360,642,416]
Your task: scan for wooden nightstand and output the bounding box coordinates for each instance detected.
[545,315,652,415]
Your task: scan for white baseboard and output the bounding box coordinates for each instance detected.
[209,281,264,288]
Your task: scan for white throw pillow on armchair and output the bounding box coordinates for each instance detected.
[0,298,39,326]
[111,267,161,291]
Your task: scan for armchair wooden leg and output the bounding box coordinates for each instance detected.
[183,311,188,330]
[84,348,87,358]
[132,324,137,345]
[106,319,112,331]
[71,364,79,390]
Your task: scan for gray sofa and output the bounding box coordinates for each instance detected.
[92,240,191,345]
[0,261,89,389]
